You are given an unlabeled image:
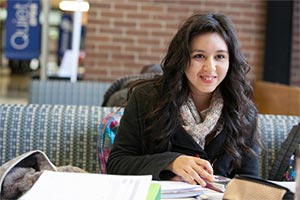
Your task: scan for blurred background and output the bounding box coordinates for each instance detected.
[0,0,299,114]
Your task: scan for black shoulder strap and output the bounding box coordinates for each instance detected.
[268,123,300,181]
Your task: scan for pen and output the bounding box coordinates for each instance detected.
[194,153,224,193]
[204,181,225,193]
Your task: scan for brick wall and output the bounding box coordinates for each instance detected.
[84,0,266,82]
[290,0,300,86]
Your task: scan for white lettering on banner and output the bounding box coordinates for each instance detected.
[10,31,29,50]
[10,2,38,50]
[29,3,38,26]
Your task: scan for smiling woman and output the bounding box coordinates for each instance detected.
[107,13,261,187]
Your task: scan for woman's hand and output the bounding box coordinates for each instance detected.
[166,155,214,186]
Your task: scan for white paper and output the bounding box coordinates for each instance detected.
[269,181,296,193]
[153,181,204,199]
[154,180,202,192]
[19,171,152,200]
[154,180,224,200]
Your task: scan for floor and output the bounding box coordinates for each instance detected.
[0,66,30,104]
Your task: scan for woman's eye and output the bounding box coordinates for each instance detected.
[216,55,225,59]
[193,54,205,59]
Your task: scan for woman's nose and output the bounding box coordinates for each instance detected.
[203,57,216,72]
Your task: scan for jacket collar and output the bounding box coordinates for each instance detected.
[170,124,208,159]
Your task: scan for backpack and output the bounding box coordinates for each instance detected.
[97,109,124,174]
[269,123,300,181]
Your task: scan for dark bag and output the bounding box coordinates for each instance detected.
[269,123,300,181]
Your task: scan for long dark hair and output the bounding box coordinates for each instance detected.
[130,13,259,168]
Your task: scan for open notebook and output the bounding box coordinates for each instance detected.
[153,175,229,199]
[19,171,153,200]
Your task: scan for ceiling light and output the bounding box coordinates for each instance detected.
[59,1,90,12]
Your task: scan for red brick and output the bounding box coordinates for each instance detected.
[141,5,164,12]
[84,0,267,81]
[114,21,136,28]
[101,11,124,18]
[140,22,163,29]
[126,13,150,20]
[125,46,148,52]
[91,2,111,9]
[115,4,138,10]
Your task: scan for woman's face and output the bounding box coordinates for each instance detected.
[185,32,229,96]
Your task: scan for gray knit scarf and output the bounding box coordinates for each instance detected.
[180,89,224,148]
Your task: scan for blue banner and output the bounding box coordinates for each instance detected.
[5,0,41,59]
[57,13,73,59]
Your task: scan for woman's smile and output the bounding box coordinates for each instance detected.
[200,74,217,84]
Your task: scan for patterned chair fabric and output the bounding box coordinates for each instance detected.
[0,103,299,178]
[0,104,119,173]
[29,80,111,106]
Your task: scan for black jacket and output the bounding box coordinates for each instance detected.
[107,83,259,180]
